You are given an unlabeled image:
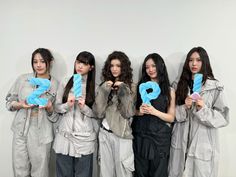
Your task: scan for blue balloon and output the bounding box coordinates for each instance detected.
[139,81,161,104]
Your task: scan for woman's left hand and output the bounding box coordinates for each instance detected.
[196,97,205,111]
[78,97,85,109]
[40,100,53,112]
[113,81,123,90]
[142,104,156,115]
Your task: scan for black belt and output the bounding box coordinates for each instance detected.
[101,124,113,133]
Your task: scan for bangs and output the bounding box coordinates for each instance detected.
[77,57,89,65]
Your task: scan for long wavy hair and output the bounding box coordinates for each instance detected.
[175,46,215,105]
[62,51,96,108]
[136,53,171,109]
[101,51,133,89]
[31,48,54,73]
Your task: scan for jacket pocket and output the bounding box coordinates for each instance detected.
[171,121,189,149]
[12,109,27,134]
[188,129,213,161]
[120,138,135,172]
[122,153,134,172]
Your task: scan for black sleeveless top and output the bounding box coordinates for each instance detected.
[132,94,172,159]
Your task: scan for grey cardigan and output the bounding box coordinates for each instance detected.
[6,73,59,144]
[168,79,229,177]
[93,82,136,139]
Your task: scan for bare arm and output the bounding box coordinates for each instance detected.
[141,89,176,123]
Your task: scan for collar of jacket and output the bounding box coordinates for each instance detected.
[201,79,223,92]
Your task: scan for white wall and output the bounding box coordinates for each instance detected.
[0,0,235,176]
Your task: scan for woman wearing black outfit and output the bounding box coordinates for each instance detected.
[132,53,175,177]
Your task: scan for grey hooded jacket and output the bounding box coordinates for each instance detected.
[53,77,99,157]
[168,79,229,177]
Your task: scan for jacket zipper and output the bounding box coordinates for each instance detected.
[72,102,76,132]
[121,120,127,137]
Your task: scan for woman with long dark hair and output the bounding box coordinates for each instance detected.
[6,48,58,177]
[132,53,175,177]
[93,51,136,177]
[53,51,97,177]
[168,47,229,177]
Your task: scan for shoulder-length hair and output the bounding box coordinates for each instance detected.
[175,46,215,105]
[62,51,96,108]
[101,51,133,89]
[31,48,54,73]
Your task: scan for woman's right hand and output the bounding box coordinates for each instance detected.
[14,100,33,110]
[139,104,146,115]
[185,96,193,109]
[106,80,113,87]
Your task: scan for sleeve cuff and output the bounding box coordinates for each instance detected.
[193,105,208,121]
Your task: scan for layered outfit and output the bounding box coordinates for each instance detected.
[168,79,229,177]
[6,73,59,177]
[53,76,98,177]
[93,82,136,177]
[132,88,173,177]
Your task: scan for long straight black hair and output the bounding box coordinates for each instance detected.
[175,47,215,105]
[136,53,171,109]
[62,51,96,108]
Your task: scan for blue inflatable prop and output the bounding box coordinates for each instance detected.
[26,78,51,106]
[139,81,161,104]
[73,74,82,99]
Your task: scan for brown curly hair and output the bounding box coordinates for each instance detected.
[101,51,133,88]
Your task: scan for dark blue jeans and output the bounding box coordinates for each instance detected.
[56,153,93,177]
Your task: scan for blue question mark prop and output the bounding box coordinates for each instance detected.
[26,78,51,106]
[139,81,161,104]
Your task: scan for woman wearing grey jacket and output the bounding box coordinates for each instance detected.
[53,51,97,177]
[6,48,59,177]
[93,51,136,177]
[168,47,229,177]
